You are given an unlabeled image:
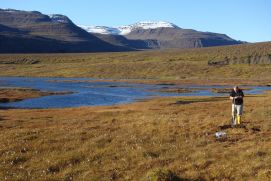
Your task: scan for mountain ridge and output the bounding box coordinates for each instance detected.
[0,8,244,53]
[0,8,132,53]
[81,21,243,49]
[81,21,178,35]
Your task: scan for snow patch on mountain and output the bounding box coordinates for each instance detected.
[48,14,71,23]
[80,21,179,35]
[80,26,121,35]
[0,9,19,13]
[124,21,178,30]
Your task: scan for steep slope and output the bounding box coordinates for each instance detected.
[0,9,244,53]
[125,27,242,49]
[0,9,131,53]
[82,21,243,49]
[93,33,159,49]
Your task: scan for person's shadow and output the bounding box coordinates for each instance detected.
[219,124,232,130]
[219,122,248,130]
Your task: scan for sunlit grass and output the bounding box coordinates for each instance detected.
[0,41,271,180]
[0,92,271,180]
[0,42,270,81]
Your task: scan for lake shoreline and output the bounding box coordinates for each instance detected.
[0,89,270,180]
[0,76,270,109]
[0,87,73,104]
[2,75,271,86]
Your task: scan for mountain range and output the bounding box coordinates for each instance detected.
[0,9,244,53]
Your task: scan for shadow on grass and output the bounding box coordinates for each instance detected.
[146,169,206,181]
[0,115,7,122]
[168,177,205,181]
[219,124,248,130]
[251,126,261,132]
[170,97,227,106]
[219,124,232,130]
[0,116,7,128]
[151,175,206,181]
[0,106,20,110]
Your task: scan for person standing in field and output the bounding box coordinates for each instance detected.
[230,86,244,126]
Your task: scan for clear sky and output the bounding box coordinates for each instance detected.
[1,0,270,42]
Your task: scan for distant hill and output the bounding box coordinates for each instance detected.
[0,9,131,53]
[0,9,245,53]
[82,21,244,49]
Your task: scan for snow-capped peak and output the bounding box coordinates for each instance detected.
[80,21,178,35]
[124,21,178,30]
[80,25,121,35]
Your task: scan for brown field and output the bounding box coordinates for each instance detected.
[0,89,271,180]
[0,42,271,84]
[1,42,271,180]
[0,88,72,103]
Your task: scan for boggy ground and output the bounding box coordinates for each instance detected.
[0,88,72,103]
[0,90,271,180]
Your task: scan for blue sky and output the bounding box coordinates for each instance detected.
[1,0,270,42]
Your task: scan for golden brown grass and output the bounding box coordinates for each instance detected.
[0,88,71,103]
[1,42,271,180]
[0,42,271,83]
[0,90,271,180]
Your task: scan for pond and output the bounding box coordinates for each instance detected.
[0,77,270,109]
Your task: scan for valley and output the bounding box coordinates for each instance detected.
[0,4,271,180]
[0,41,271,180]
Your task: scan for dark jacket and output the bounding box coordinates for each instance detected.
[230,89,244,105]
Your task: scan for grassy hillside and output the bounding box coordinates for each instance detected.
[0,42,271,82]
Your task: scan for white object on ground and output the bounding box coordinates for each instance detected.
[215,131,226,139]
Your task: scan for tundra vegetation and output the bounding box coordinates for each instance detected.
[0,42,271,180]
[0,92,271,180]
[0,42,270,83]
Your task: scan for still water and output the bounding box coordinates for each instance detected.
[0,77,270,109]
